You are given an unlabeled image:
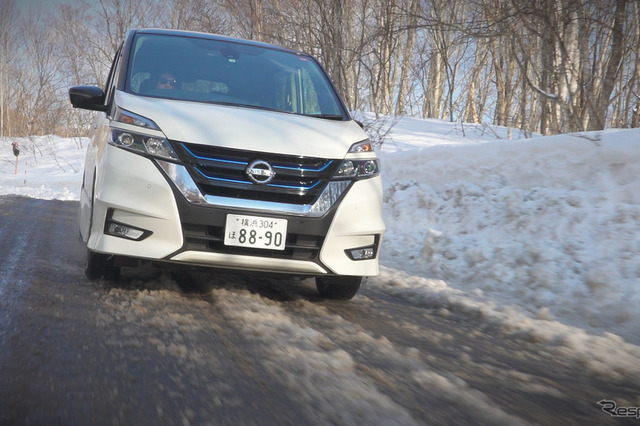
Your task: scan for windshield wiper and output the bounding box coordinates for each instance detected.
[307,114,345,121]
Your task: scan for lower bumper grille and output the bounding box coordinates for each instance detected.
[182,223,324,261]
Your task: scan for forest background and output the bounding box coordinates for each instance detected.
[1,0,639,139]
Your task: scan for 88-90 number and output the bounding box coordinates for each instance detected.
[238,229,283,247]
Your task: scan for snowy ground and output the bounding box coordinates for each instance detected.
[1,116,639,353]
[0,135,84,201]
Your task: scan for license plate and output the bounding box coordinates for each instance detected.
[224,214,287,251]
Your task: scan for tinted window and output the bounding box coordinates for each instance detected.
[125,34,344,118]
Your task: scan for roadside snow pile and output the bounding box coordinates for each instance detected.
[378,123,640,345]
[2,119,639,345]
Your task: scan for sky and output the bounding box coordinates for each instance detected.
[15,0,81,17]
[1,114,639,383]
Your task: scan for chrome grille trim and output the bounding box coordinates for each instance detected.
[174,142,341,205]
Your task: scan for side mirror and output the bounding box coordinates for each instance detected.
[69,86,107,112]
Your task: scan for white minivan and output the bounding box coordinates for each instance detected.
[69,29,384,299]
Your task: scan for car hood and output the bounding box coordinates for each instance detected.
[115,91,367,159]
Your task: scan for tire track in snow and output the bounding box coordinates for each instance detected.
[210,286,527,426]
[212,273,630,425]
[275,292,529,425]
[369,268,640,386]
[211,287,420,425]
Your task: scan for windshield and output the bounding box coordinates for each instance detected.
[125,33,346,119]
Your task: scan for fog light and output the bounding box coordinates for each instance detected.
[106,222,147,240]
[348,247,375,260]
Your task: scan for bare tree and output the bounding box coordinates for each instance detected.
[592,0,627,130]
[0,0,18,138]
[3,0,639,137]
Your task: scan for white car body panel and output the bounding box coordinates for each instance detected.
[88,145,184,259]
[319,177,385,276]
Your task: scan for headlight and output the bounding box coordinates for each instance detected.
[110,107,178,161]
[111,129,178,161]
[334,159,380,179]
[333,139,380,180]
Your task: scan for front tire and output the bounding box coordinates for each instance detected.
[85,249,120,280]
[83,172,120,281]
[316,276,362,300]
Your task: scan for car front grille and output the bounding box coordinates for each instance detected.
[174,142,340,205]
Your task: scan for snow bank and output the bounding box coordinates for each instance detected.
[377,121,640,345]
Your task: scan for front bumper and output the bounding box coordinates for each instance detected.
[89,145,385,276]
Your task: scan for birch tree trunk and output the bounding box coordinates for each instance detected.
[395,0,419,116]
[591,0,627,130]
[632,2,640,128]
[0,0,17,138]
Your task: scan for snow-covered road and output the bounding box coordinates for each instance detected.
[3,116,640,423]
[0,196,636,425]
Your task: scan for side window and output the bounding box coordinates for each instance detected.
[103,43,124,115]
